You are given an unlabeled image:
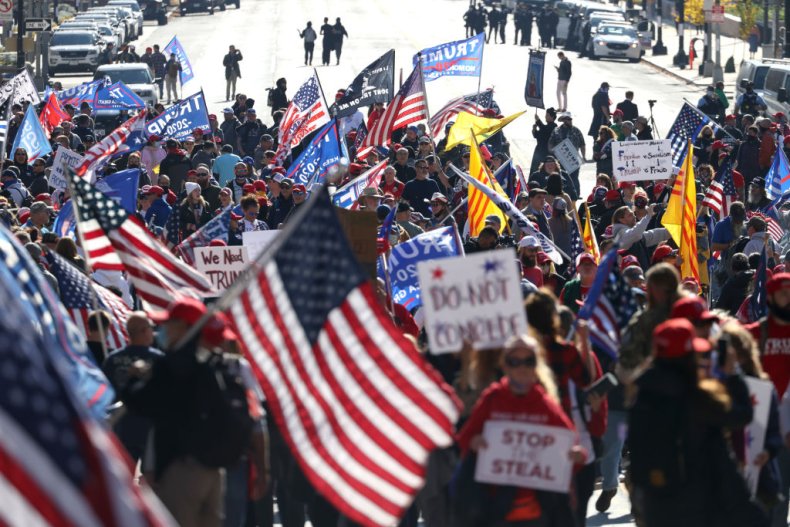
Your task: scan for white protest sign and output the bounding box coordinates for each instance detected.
[49,148,85,191]
[194,245,248,292]
[744,377,773,496]
[475,420,575,493]
[553,138,581,174]
[611,139,673,182]
[242,230,280,261]
[416,249,527,353]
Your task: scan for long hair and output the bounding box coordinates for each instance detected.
[721,321,767,379]
[503,334,559,404]
[525,288,561,341]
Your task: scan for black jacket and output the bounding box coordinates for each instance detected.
[716,270,755,314]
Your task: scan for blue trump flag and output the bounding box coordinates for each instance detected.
[765,146,790,204]
[92,81,146,111]
[114,113,147,158]
[58,78,108,108]
[164,36,195,85]
[387,226,461,310]
[414,33,485,82]
[12,105,52,161]
[146,91,210,141]
[95,168,141,213]
[53,200,76,238]
[287,119,347,189]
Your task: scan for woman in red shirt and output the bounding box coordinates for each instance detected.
[458,335,585,526]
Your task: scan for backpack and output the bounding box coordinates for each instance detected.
[628,377,688,496]
[187,352,255,468]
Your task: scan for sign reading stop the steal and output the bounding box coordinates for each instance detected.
[475,421,575,493]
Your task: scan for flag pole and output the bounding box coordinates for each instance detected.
[417,53,450,189]
[0,83,15,167]
[63,168,109,361]
[475,33,485,100]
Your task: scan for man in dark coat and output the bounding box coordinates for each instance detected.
[223,45,243,102]
[588,82,611,138]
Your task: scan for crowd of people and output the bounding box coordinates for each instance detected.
[464,2,561,48]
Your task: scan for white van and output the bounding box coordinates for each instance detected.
[760,64,790,115]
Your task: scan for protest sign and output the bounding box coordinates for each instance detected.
[49,148,85,190]
[195,245,248,292]
[388,226,461,310]
[242,230,280,261]
[146,91,210,141]
[417,249,527,353]
[744,377,773,496]
[611,139,673,182]
[336,207,378,282]
[475,421,575,493]
[553,138,581,174]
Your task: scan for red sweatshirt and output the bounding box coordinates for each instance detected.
[748,317,790,397]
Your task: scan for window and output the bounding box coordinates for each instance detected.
[765,69,786,93]
[753,66,770,90]
[51,32,95,46]
[94,68,153,84]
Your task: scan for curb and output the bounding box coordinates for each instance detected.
[640,56,698,86]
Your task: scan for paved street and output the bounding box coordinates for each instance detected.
[55,2,713,524]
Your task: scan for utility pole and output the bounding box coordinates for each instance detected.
[654,0,668,54]
[15,0,24,69]
[674,0,688,67]
[713,0,724,81]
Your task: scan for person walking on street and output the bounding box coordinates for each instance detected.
[298,21,317,66]
[588,82,611,139]
[320,17,335,66]
[332,18,349,65]
[164,54,181,104]
[151,45,167,100]
[223,45,243,102]
[497,8,507,44]
[556,51,571,112]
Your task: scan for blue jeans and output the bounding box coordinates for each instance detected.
[601,410,628,491]
[224,460,248,527]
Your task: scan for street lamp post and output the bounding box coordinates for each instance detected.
[654,0,668,54]
[674,0,688,67]
[15,0,24,69]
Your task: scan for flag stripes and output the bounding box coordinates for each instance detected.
[360,66,426,149]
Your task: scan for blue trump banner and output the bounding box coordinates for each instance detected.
[92,81,146,111]
[58,78,108,108]
[95,169,140,213]
[387,226,461,309]
[524,50,545,109]
[287,120,347,189]
[164,36,195,85]
[12,105,52,161]
[146,91,210,140]
[415,33,485,82]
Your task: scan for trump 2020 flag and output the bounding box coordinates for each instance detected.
[332,49,395,118]
[94,168,141,213]
[58,78,108,108]
[164,36,195,85]
[92,81,146,111]
[765,146,790,203]
[524,50,545,109]
[331,160,387,210]
[12,104,52,161]
[146,91,210,141]
[415,33,485,82]
[287,119,347,189]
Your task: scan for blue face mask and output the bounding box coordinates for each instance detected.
[155,327,169,350]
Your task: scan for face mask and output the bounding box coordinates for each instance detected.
[155,328,169,350]
[768,300,790,322]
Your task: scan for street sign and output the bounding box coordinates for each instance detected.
[706,6,725,23]
[25,18,52,31]
[0,0,13,22]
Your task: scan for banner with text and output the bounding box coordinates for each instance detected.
[331,50,394,118]
[612,139,673,182]
[146,91,210,141]
[164,36,195,85]
[195,245,248,291]
[242,230,281,261]
[417,249,527,353]
[415,33,485,82]
[475,421,575,493]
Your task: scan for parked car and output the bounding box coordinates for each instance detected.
[735,58,773,101]
[108,0,145,37]
[94,63,159,108]
[179,0,221,16]
[590,23,641,63]
[49,30,103,75]
[756,64,790,116]
[142,0,168,24]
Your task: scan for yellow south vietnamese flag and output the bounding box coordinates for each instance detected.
[468,136,508,237]
[661,141,699,282]
[582,203,600,263]
[444,110,526,151]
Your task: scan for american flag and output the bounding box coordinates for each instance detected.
[275,73,330,164]
[220,190,460,527]
[331,160,388,210]
[163,206,181,250]
[702,159,738,217]
[45,251,130,351]
[177,209,232,265]
[566,215,586,275]
[359,65,427,150]
[765,146,790,203]
[75,111,146,182]
[429,89,497,138]
[747,210,784,244]
[513,164,529,203]
[667,102,711,167]
[0,224,116,418]
[577,247,639,359]
[0,233,175,527]
[67,169,215,309]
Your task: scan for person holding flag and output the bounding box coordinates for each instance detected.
[661,141,700,284]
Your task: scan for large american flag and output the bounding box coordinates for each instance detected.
[359,65,427,149]
[177,209,232,266]
[577,247,639,359]
[0,234,175,527]
[429,89,497,138]
[46,251,130,351]
[75,111,146,182]
[667,102,711,167]
[275,73,330,164]
[702,159,738,217]
[747,210,784,244]
[67,169,216,309]
[221,190,460,527]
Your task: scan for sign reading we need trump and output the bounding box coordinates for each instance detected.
[475,421,575,493]
[417,249,527,353]
[195,246,248,292]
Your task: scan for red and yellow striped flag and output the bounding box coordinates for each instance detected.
[661,141,699,282]
[467,136,507,236]
[582,202,600,263]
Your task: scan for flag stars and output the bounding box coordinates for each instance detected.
[482,259,501,273]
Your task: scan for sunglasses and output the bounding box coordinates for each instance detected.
[293,190,305,196]
[416,165,428,169]
[505,355,537,368]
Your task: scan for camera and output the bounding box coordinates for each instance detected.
[648,99,657,107]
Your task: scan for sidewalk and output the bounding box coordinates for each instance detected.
[639,22,761,92]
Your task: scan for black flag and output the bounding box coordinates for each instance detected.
[331,49,395,118]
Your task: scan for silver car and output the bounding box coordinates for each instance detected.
[591,23,642,63]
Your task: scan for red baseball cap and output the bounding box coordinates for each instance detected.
[605,189,621,201]
[150,297,206,325]
[620,255,641,271]
[292,184,307,193]
[201,312,237,347]
[576,252,597,267]
[618,181,636,190]
[253,180,267,192]
[142,185,165,197]
[209,239,227,247]
[349,163,364,176]
[35,193,51,201]
[653,319,709,359]
[242,183,255,194]
[651,245,677,264]
[767,272,790,295]
[670,296,718,323]
[537,251,551,265]
[725,114,737,121]
[230,212,243,221]
[187,169,198,177]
